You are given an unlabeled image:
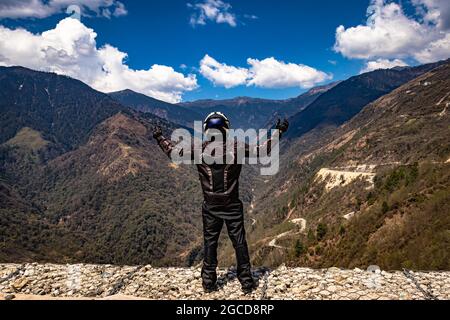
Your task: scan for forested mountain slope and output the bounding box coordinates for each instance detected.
[0,67,206,265]
[246,62,450,270]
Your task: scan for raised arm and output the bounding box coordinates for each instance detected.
[152,126,197,162]
[245,119,289,157]
[152,126,175,158]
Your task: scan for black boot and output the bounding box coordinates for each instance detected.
[242,279,259,295]
[203,283,218,294]
[234,240,255,293]
[201,262,218,293]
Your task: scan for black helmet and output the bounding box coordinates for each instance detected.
[203,112,230,132]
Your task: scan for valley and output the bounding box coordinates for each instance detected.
[1,59,449,272]
[247,61,450,270]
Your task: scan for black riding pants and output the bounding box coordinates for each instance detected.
[201,203,254,289]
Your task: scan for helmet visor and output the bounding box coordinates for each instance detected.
[205,117,228,130]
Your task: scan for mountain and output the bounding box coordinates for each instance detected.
[285,60,448,139]
[111,82,342,132]
[0,66,262,266]
[34,113,205,265]
[109,89,203,128]
[0,66,126,151]
[0,67,207,265]
[262,81,341,128]
[1,61,449,271]
[180,96,277,109]
[245,61,450,270]
[179,82,340,130]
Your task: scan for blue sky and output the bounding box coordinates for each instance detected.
[0,0,449,102]
[94,0,369,100]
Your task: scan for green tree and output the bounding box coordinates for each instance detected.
[294,240,306,257]
[316,223,328,241]
[382,201,389,214]
[307,229,315,242]
[367,192,376,205]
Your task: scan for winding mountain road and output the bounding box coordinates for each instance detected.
[267,218,307,249]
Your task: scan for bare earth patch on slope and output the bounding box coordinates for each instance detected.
[316,168,376,191]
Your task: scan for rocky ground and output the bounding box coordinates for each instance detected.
[0,263,448,300]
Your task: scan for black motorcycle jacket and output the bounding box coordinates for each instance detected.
[155,136,276,208]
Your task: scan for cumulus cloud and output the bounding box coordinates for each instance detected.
[188,0,237,27]
[199,55,331,89]
[0,0,127,19]
[111,1,127,17]
[334,0,450,64]
[247,58,331,89]
[360,58,409,73]
[414,33,450,62]
[199,55,249,88]
[412,0,450,30]
[0,18,198,103]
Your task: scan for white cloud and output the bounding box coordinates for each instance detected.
[199,54,249,88]
[414,33,450,62]
[188,0,237,27]
[360,58,409,73]
[334,0,450,64]
[112,1,127,17]
[199,55,331,89]
[0,0,127,19]
[0,18,198,103]
[412,0,450,30]
[247,58,332,89]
